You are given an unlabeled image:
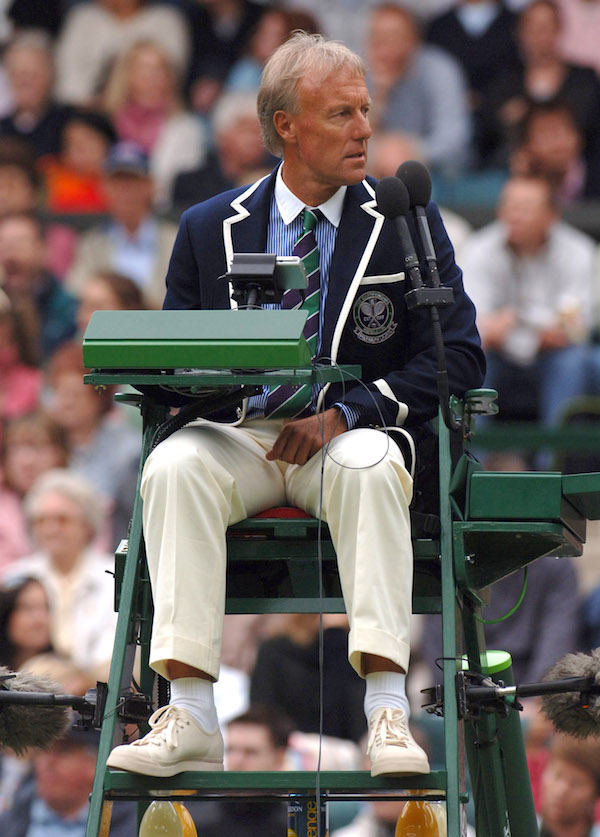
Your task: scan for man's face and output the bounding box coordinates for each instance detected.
[526,113,581,175]
[278,67,371,202]
[34,742,97,818]
[225,722,284,771]
[541,756,597,829]
[5,46,53,112]
[498,179,555,251]
[29,490,93,563]
[368,8,418,76]
[219,115,266,170]
[0,216,46,292]
[102,172,153,227]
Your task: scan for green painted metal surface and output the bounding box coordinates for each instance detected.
[103,769,449,798]
[82,309,312,369]
[87,381,600,837]
[562,472,600,519]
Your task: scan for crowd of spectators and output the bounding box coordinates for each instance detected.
[0,1,600,834]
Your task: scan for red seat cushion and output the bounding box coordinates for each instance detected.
[253,506,312,519]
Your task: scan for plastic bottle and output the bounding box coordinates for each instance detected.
[395,800,445,837]
[173,802,198,837]
[138,800,183,836]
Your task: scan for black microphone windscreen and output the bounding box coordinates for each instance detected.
[396,160,432,208]
[375,176,411,220]
[0,667,71,754]
[541,650,600,738]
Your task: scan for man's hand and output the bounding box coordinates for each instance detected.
[480,308,517,350]
[266,408,348,465]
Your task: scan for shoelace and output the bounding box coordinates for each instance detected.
[368,708,410,751]
[132,706,186,750]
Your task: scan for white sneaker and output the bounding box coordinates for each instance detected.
[367,707,430,777]
[106,705,224,777]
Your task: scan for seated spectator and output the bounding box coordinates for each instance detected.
[426,0,520,167]
[460,174,596,425]
[54,0,190,108]
[0,139,41,217]
[0,725,137,837]
[0,138,79,279]
[555,0,600,80]
[66,141,177,308]
[537,733,600,836]
[226,8,319,96]
[366,3,472,176]
[250,615,366,744]
[2,468,118,686]
[44,341,141,518]
[0,411,69,571]
[172,92,275,211]
[367,131,474,260]
[0,212,78,365]
[0,30,72,159]
[37,109,117,214]
[0,305,43,423]
[510,100,600,204]
[278,0,381,56]
[101,39,206,208]
[0,576,52,672]
[185,0,266,116]
[482,0,600,170]
[75,269,147,339]
[19,652,90,698]
[189,705,291,837]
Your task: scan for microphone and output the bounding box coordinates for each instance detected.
[424,649,600,737]
[395,160,440,289]
[375,176,425,306]
[540,650,600,739]
[0,667,76,754]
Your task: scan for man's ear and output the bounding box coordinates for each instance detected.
[273,110,297,146]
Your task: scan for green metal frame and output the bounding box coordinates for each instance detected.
[82,378,600,837]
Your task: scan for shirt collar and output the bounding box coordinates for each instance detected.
[275,164,346,228]
[30,797,89,827]
[109,217,157,243]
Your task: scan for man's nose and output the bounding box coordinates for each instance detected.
[353,111,372,140]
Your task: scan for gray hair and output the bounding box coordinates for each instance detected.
[23,468,106,538]
[257,31,366,157]
[212,92,261,138]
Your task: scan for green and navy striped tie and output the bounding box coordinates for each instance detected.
[265,207,321,417]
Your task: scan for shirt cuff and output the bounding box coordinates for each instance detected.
[334,402,361,430]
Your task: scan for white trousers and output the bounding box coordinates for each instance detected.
[141,418,414,681]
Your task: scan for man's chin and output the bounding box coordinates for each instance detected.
[343,161,368,184]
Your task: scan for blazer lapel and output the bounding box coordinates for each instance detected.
[222,170,276,266]
[322,179,384,360]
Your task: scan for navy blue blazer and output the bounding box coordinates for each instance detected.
[163,168,485,428]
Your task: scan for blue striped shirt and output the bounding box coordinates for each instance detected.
[246,168,359,428]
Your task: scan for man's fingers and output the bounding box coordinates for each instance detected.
[266,409,347,464]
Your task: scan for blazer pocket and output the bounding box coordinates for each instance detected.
[360,272,405,285]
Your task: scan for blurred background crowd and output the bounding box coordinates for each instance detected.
[1,0,600,834]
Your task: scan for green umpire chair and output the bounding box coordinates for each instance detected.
[81,311,600,837]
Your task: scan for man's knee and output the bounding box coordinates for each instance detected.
[142,430,214,491]
[326,428,406,472]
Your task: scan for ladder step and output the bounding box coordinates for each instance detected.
[104,769,449,800]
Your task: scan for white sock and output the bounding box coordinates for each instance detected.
[169,678,219,732]
[364,671,410,719]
